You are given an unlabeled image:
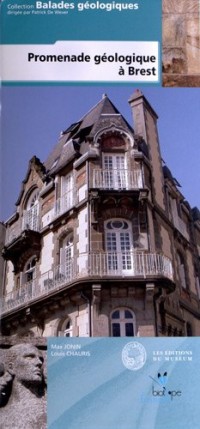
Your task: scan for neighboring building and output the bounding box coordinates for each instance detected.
[1,90,200,338]
[0,222,6,299]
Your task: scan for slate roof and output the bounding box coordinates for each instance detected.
[44,94,134,175]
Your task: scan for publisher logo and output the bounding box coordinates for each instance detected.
[149,372,182,400]
[122,341,147,371]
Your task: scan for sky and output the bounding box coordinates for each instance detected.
[1,86,200,221]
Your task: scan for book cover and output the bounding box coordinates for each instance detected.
[0,1,200,428]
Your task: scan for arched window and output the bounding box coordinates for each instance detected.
[111,308,136,337]
[59,233,74,281]
[58,318,73,337]
[23,188,39,231]
[24,256,37,282]
[105,219,133,274]
[20,256,37,298]
[26,189,39,210]
[177,252,187,289]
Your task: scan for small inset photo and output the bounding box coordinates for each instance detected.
[0,338,47,429]
[162,0,200,86]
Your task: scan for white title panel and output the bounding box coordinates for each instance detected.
[1,41,159,82]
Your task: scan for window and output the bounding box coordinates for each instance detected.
[20,256,37,298]
[111,308,135,337]
[55,172,74,217]
[61,172,73,211]
[63,319,73,337]
[186,322,193,337]
[25,256,37,282]
[105,219,133,274]
[177,252,187,289]
[170,197,188,239]
[103,153,127,189]
[23,189,39,231]
[58,318,73,337]
[59,233,74,281]
[196,277,200,299]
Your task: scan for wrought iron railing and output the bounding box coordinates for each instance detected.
[1,252,173,315]
[92,169,143,190]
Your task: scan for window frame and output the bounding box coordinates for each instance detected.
[102,152,128,190]
[23,188,39,231]
[59,232,74,281]
[110,308,136,337]
[58,318,73,337]
[177,251,187,290]
[105,219,134,274]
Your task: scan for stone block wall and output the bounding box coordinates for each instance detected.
[162,0,200,86]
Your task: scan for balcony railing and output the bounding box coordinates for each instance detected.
[5,206,40,245]
[92,169,143,190]
[5,192,76,243]
[1,252,173,315]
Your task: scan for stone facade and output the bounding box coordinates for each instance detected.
[163,0,200,86]
[1,91,200,340]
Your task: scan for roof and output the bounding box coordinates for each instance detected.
[45,94,134,174]
[15,156,46,206]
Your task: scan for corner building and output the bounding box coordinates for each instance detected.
[1,90,200,338]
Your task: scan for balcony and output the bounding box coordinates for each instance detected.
[1,252,173,315]
[5,206,40,246]
[92,169,143,190]
[3,206,41,270]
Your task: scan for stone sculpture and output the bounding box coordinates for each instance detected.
[0,344,46,429]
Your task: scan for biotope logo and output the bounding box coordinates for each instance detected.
[149,371,182,401]
[122,341,147,371]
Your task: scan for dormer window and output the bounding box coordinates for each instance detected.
[27,189,39,210]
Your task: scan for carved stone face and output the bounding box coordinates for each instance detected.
[9,344,44,384]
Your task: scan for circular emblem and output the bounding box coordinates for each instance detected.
[122,341,147,371]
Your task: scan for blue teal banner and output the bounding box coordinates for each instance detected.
[1,0,161,44]
[1,1,161,84]
[47,337,200,429]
